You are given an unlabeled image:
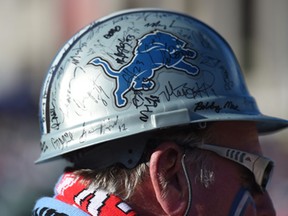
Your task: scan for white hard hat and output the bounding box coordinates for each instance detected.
[36,9,288,166]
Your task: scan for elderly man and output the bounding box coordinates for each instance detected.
[33,9,288,216]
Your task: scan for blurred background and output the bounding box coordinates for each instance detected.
[0,0,287,215]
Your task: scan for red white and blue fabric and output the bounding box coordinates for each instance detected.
[33,172,138,216]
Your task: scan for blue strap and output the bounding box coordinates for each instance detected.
[33,197,89,216]
[228,188,256,216]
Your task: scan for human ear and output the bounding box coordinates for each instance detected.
[149,141,189,216]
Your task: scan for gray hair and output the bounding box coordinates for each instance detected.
[65,124,211,200]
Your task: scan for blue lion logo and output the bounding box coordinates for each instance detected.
[90,30,199,107]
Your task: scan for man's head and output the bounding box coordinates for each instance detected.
[62,121,276,215]
[36,9,288,215]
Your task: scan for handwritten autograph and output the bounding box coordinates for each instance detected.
[79,116,127,143]
[114,34,135,64]
[194,101,240,113]
[132,91,160,122]
[159,81,215,101]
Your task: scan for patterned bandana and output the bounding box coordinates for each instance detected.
[53,172,138,216]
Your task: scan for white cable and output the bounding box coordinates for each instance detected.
[181,154,192,216]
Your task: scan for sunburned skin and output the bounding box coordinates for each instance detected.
[184,121,276,216]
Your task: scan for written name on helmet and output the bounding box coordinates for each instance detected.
[89,30,200,108]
